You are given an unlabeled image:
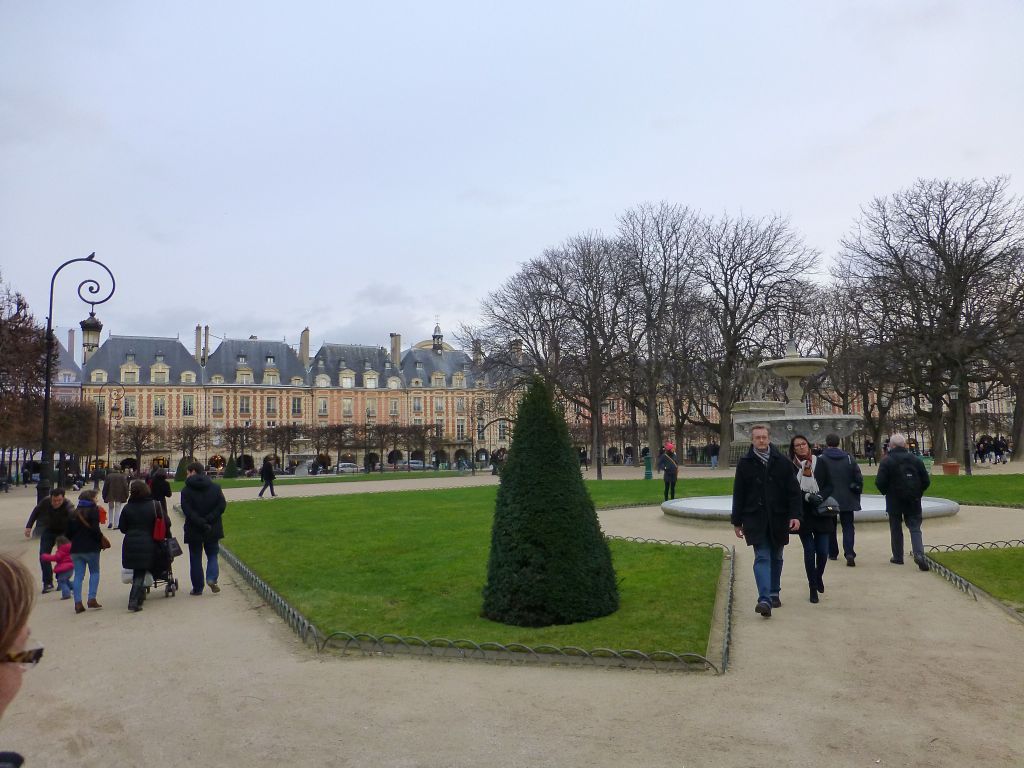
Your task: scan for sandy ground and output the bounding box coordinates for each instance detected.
[1,464,1022,767]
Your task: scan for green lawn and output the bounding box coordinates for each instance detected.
[225,487,723,655]
[918,475,1024,508]
[170,469,461,492]
[929,548,1024,614]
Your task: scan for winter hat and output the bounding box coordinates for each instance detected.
[664,442,675,452]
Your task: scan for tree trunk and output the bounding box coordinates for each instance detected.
[1010,387,1024,463]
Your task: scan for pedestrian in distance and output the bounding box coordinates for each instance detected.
[66,489,105,614]
[731,424,802,618]
[40,536,74,600]
[119,479,159,612]
[657,442,679,501]
[180,462,227,595]
[790,434,835,604]
[101,468,129,529]
[875,433,931,571]
[23,487,74,594]
[819,433,864,567]
[258,457,277,498]
[149,468,172,517]
[708,441,720,469]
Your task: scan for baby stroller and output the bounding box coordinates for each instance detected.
[147,506,180,597]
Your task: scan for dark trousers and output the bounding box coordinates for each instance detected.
[888,510,924,561]
[800,531,830,588]
[664,478,677,501]
[38,530,56,587]
[828,511,857,560]
[258,480,276,497]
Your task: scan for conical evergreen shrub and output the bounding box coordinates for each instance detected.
[223,456,238,478]
[481,378,619,627]
[174,457,191,482]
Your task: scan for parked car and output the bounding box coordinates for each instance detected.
[335,462,360,474]
[401,460,425,470]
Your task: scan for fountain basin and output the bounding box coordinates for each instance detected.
[662,495,959,522]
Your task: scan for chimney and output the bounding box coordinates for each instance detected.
[390,332,401,368]
[203,325,210,366]
[300,327,310,368]
[67,329,75,362]
[472,340,483,366]
[195,325,202,363]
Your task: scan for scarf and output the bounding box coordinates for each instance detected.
[753,446,770,464]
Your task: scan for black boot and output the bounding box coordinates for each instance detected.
[128,584,143,612]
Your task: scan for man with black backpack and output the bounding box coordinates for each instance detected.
[875,433,931,571]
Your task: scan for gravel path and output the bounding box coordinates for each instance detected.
[1,466,1022,767]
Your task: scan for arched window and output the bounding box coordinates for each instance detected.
[316,374,331,388]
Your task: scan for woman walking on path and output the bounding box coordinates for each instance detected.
[119,480,158,612]
[258,457,277,499]
[789,435,834,604]
[149,469,172,517]
[657,443,679,501]
[66,490,105,614]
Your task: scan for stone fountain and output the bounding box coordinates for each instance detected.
[731,340,862,444]
[661,341,959,522]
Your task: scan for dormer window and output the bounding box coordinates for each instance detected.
[91,371,107,383]
[266,355,275,366]
[432,373,446,388]
[238,355,247,364]
[152,370,168,384]
[264,372,279,385]
[316,374,330,388]
[290,377,303,386]
[364,375,378,388]
[181,372,196,384]
[126,353,135,363]
[237,372,253,385]
[415,362,424,371]
[363,360,371,370]
[155,354,165,363]
[211,375,224,385]
[341,375,354,389]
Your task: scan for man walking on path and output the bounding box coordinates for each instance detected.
[820,433,864,567]
[181,461,227,595]
[708,441,720,469]
[23,487,75,592]
[101,468,129,529]
[875,433,930,571]
[731,424,802,618]
[257,457,277,498]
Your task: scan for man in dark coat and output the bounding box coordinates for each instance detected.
[257,457,277,498]
[101,469,129,529]
[875,433,930,571]
[731,424,802,618]
[23,487,74,593]
[819,433,864,567]
[180,461,227,595]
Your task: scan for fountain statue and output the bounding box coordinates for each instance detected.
[661,340,959,523]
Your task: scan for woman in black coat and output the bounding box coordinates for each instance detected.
[118,479,158,612]
[149,468,172,516]
[789,435,834,604]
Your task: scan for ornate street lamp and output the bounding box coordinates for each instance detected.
[93,381,125,478]
[38,253,115,500]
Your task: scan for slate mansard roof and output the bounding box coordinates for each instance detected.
[400,346,479,387]
[203,338,307,386]
[310,343,392,388]
[82,336,202,384]
[55,340,82,383]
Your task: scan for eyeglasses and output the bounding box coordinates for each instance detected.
[2,644,44,669]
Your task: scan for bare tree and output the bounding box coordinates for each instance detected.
[167,424,210,461]
[116,424,164,472]
[686,214,813,465]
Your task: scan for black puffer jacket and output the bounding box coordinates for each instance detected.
[119,498,158,570]
[150,475,172,515]
[181,473,227,545]
[731,445,802,547]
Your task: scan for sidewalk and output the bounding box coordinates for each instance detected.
[1,473,1022,767]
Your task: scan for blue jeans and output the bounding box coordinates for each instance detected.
[56,571,73,599]
[188,540,220,593]
[752,542,785,603]
[710,455,718,469]
[71,551,101,602]
[888,510,924,561]
[800,531,830,588]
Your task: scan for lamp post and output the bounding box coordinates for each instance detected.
[93,381,125,479]
[949,383,972,476]
[106,396,123,470]
[38,253,116,500]
[468,412,476,476]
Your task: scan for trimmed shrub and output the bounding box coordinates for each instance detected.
[223,456,239,478]
[481,377,619,627]
[174,457,192,482]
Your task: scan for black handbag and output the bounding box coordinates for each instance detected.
[165,537,184,558]
[815,496,841,517]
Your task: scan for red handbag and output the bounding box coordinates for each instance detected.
[152,502,167,541]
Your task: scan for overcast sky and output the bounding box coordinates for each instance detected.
[2,1,1022,365]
